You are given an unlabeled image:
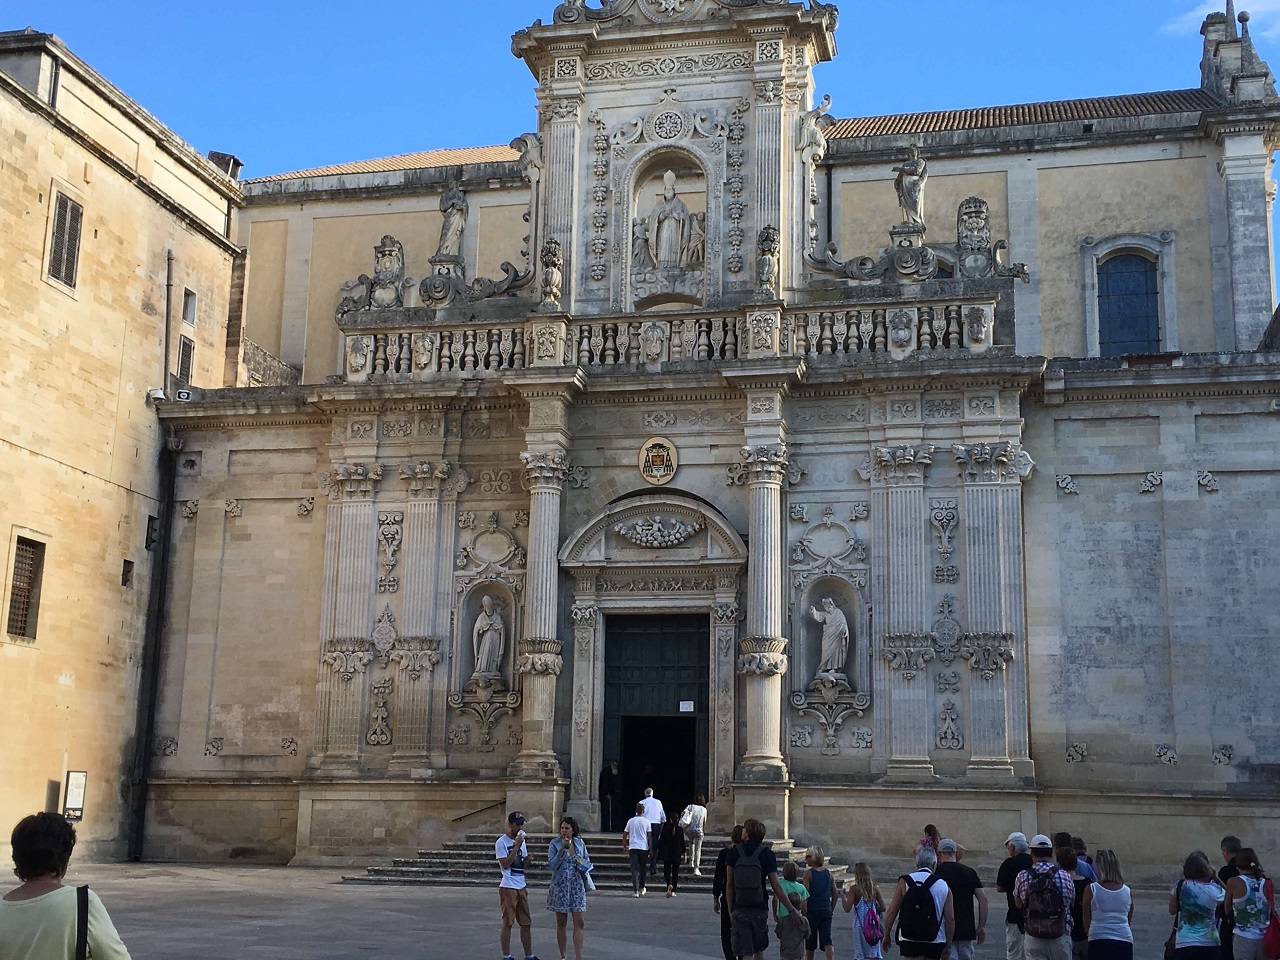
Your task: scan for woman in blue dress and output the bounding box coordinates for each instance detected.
[547,816,592,960]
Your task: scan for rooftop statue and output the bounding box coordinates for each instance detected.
[436,182,468,259]
[893,147,928,229]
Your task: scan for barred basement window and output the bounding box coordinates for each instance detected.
[7,537,45,639]
[177,335,195,383]
[48,192,83,288]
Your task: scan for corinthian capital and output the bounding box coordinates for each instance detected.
[739,444,789,484]
[521,450,569,487]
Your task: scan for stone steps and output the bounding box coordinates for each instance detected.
[343,832,850,890]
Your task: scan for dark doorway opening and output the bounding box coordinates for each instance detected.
[620,716,697,822]
[604,614,709,822]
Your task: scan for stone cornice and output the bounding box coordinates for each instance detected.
[1037,353,1280,405]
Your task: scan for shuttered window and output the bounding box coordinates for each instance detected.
[48,193,83,288]
[7,538,45,640]
[177,336,195,383]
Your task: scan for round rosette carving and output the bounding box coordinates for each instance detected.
[736,636,789,676]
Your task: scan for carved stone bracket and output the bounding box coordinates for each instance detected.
[880,633,935,680]
[738,444,789,484]
[401,460,471,499]
[959,632,1015,680]
[517,638,564,676]
[789,677,871,756]
[389,637,442,681]
[737,636,788,676]
[447,682,523,753]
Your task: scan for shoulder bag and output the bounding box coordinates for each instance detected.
[75,885,89,960]
[1165,879,1183,960]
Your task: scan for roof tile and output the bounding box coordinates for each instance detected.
[826,89,1220,140]
[246,145,520,183]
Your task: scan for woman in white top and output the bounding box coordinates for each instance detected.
[679,793,708,876]
[0,812,131,960]
[1083,848,1133,960]
[1223,848,1272,960]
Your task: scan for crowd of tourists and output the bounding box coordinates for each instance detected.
[0,808,1274,960]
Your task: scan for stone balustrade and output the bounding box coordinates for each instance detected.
[340,296,1000,383]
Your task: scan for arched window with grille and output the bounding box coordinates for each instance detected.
[1081,232,1177,358]
[1097,253,1160,356]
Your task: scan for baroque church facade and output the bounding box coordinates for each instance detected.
[125,0,1280,868]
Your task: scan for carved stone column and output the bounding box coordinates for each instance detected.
[865,445,935,780]
[312,463,383,767]
[543,87,584,307]
[737,444,790,781]
[954,442,1035,778]
[511,449,568,777]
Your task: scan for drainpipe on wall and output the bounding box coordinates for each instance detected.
[127,250,178,859]
[127,430,179,860]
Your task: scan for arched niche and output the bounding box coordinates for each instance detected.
[559,492,745,567]
[798,575,869,693]
[628,152,709,312]
[455,580,518,691]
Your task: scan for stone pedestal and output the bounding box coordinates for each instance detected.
[732,782,792,843]
[506,780,569,835]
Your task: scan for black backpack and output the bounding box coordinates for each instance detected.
[733,843,765,908]
[898,873,942,942]
[1025,868,1065,939]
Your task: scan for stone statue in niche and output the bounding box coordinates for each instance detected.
[648,170,692,268]
[632,218,656,272]
[809,597,850,680]
[471,595,506,681]
[893,147,928,228]
[686,212,706,265]
[436,182,469,259]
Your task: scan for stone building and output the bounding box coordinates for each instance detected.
[53,0,1280,868]
[0,30,269,857]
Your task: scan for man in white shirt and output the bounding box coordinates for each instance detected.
[623,802,652,897]
[639,787,666,876]
[495,811,539,960]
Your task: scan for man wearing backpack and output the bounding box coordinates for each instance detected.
[881,845,955,959]
[1013,835,1075,960]
[724,817,799,960]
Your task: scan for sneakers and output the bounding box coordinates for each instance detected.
[632,892,641,898]
[640,886,647,896]
[694,868,703,877]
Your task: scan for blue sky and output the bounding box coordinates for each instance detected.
[8,0,1276,179]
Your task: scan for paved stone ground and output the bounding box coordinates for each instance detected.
[56,864,1176,960]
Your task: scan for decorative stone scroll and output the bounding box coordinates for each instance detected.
[737,637,788,676]
[323,638,372,682]
[1213,745,1234,765]
[881,633,935,680]
[1198,470,1221,492]
[1056,475,1080,495]
[929,499,959,563]
[1140,472,1164,493]
[1155,744,1179,764]
[366,678,394,747]
[935,700,964,750]
[614,516,705,547]
[959,632,1015,681]
[931,595,962,665]
[1065,741,1088,763]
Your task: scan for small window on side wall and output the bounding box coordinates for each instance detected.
[1080,232,1177,359]
[1098,253,1160,356]
[177,336,195,383]
[7,537,46,640]
[48,192,83,288]
[182,289,197,326]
